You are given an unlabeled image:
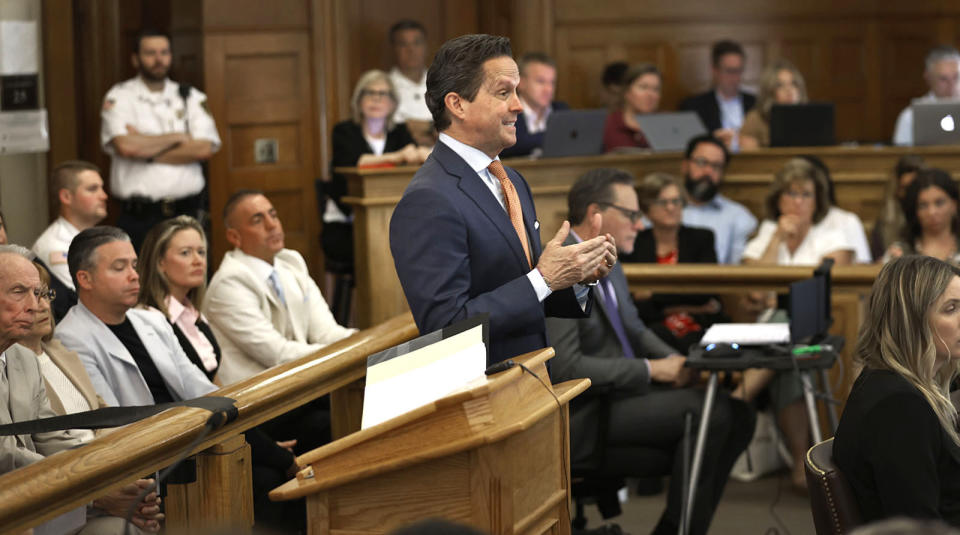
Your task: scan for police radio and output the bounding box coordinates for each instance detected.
[178,83,191,135]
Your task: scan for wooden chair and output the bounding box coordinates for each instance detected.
[804,438,863,535]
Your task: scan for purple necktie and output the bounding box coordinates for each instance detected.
[601,278,635,359]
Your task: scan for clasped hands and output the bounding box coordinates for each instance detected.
[536,213,617,290]
[92,478,164,532]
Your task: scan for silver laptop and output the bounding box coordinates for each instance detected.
[540,109,608,158]
[637,111,707,152]
[913,100,960,146]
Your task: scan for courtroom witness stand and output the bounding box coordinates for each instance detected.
[389,33,617,365]
[680,134,757,264]
[893,45,960,146]
[800,155,872,263]
[7,261,161,533]
[871,154,926,261]
[884,168,960,265]
[32,160,108,322]
[679,40,757,151]
[833,255,960,526]
[621,172,727,353]
[739,59,807,150]
[740,158,853,492]
[387,19,436,147]
[135,216,307,533]
[546,168,754,535]
[499,51,569,158]
[603,63,662,152]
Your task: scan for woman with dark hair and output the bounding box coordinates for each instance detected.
[834,255,960,525]
[871,154,926,260]
[603,63,662,152]
[884,167,960,264]
[622,172,727,351]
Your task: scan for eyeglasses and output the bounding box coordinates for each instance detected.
[689,157,725,172]
[599,203,643,224]
[361,89,392,100]
[38,287,56,302]
[5,285,55,303]
[783,190,815,200]
[652,197,684,208]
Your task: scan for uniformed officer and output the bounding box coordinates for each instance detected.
[101,28,221,251]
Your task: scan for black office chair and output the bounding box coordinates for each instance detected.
[315,179,355,325]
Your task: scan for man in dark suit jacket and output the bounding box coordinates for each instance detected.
[390,34,617,365]
[500,52,569,158]
[679,40,756,149]
[545,169,754,535]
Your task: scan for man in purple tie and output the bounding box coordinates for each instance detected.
[545,168,755,535]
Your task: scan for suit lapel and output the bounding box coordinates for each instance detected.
[45,341,100,410]
[435,142,531,270]
[129,312,182,398]
[6,354,34,447]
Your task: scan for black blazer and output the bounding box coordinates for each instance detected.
[170,318,221,381]
[500,101,569,158]
[326,120,415,216]
[679,90,756,132]
[622,225,718,321]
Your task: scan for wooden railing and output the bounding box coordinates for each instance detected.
[0,313,419,534]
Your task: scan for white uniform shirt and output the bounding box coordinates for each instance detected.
[100,76,222,200]
[31,217,79,290]
[389,67,432,123]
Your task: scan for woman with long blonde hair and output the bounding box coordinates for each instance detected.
[833,255,960,525]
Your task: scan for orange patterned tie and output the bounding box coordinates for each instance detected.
[487,160,532,268]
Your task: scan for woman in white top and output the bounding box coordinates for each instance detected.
[740,158,853,492]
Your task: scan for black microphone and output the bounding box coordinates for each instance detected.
[178,83,192,135]
[484,360,516,376]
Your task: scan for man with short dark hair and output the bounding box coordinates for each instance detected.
[204,190,355,385]
[681,134,757,264]
[390,34,617,365]
[893,45,960,146]
[32,160,107,321]
[388,19,435,146]
[500,52,569,158]
[546,170,754,535]
[101,28,221,251]
[679,40,756,151]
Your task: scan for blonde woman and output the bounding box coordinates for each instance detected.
[740,59,808,150]
[833,255,960,525]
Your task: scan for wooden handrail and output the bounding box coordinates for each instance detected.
[622,263,881,293]
[0,313,419,534]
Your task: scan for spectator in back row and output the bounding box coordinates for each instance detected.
[680,134,757,264]
[32,160,108,322]
[388,19,436,147]
[680,40,756,152]
[601,61,629,109]
[894,46,960,146]
[871,154,927,259]
[603,63,662,152]
[500,52,568,158]
[740,58,807,150]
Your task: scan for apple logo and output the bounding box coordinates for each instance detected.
[941,115,956,132]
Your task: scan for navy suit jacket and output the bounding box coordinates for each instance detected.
[679,90,756,132]
[390,139,587,364]
[500,101,570,158]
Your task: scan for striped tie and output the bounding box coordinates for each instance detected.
[487,160,532,268]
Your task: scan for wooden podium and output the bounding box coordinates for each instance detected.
[270,348,589,535]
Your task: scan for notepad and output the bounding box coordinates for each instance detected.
[699,323,790,346]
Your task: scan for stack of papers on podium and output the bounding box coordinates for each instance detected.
[700,323,790,346]
[361,316,487,429]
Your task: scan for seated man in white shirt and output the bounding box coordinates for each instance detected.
[204,190,356,386]
[387,19,436,146]
[893,45,960,146]
[32,160,108,322]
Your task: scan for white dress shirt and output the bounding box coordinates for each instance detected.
[31,216,80,290]
[389,67,432,123]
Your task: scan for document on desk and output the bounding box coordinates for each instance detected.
[361,315,488,429]
[700,323,790,346]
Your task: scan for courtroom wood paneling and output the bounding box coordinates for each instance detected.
[42,0,80,218]
[204,31,318,267]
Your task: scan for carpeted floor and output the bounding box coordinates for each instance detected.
[581,472,815,535]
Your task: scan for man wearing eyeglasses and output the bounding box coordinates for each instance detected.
[680,40,756,152]
[681,134,757,264]
[545,170,755,535]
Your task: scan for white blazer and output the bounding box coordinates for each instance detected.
[203,249,356,385]
[56,302,216,407]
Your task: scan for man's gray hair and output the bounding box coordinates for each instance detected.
[67,226,130,288]
[0,244,34,260]
[926,45,960,73]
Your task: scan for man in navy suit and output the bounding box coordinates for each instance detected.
[679,40,756,151]
[500,52,569,159]
[390,34,617,365]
